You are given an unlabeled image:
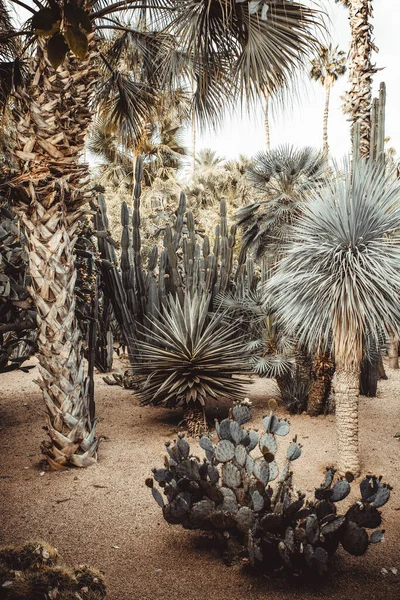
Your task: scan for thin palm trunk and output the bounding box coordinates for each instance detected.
[307,352,335,416]
[347,0,375,158]
[323,84,331,155]
[191,76,196,175]
[265,94,270,152]
[388,331,399,369]
[9,47,98,468]
[334,368,360,476]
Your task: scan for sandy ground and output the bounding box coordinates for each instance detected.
[0,359,399,600]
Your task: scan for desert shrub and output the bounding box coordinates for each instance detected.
[147,400,390,577]
[0,541,106,599]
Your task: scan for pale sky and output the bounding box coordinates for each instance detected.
[194,0,400,161]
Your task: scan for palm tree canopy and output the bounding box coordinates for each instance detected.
[310,43,347,87]
[0,0,324,128]
[235,145,327,260]
[264,160,400,369]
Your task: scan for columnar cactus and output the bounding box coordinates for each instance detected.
[148,400,390,576]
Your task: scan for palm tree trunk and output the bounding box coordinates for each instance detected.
[191,76,196,175]
[8,48,98,468]
[322,84,331,155]
[388,331,399,369]
[334,368,360,477]
[346,0,376,158]
[307,352,335,416]
[265,94,270,152]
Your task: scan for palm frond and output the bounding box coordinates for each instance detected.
[235,145,327,260]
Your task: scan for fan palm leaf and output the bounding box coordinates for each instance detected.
[235,145,327,260]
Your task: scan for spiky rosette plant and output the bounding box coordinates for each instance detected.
[0,541,106,600]
[147,399,391,577]
[134,293,248,434]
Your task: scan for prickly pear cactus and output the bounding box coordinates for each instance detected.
[147,400,391,577]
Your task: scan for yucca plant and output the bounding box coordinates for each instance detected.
[133,293,248,435]
[265,159,400,476]
[235,145,327,262]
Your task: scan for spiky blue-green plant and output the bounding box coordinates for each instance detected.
[265,159,400,475]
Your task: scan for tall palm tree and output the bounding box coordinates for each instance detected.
[0,0,322,467]
[235,145,327,261]
[336,0,376,158]
[265,160,400,476]
[310,44,346,155]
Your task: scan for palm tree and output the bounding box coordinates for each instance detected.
[336,0,376,158]
[310,44,346,155]
[265,160,400,476]
[186,148,226,207]
[235,145,327,261]
[0,0,322,466]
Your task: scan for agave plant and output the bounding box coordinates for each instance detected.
[235,145,327,261]
[133,293,248,433]
[265,159,400,476]
[148,399,390,576]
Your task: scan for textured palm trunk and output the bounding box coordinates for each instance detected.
[388,331,399,369]
[307,353,335,416]
[346,0,375,158]
[334,368,360,477]
[8,47,98,468]
[322,84,331,155]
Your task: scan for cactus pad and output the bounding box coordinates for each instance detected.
[247,430,259,451]
[233,404,252,425]
[253,459,269,486]
[287,442,301,461]
[177,459,201,481]
[252,490,264,512]
[235,444,247,467]
[218,419,234,441]
[215,440,235,463]
[230,420,244,443]
[330,480,350,502]
[340,521,369,556]
[372,486,390,508]
[222,463,242,488]
[259,433,277,455]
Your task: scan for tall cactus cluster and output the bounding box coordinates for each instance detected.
[0,541,106,600]
[95,157,257,363]
[147,400,390,576]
